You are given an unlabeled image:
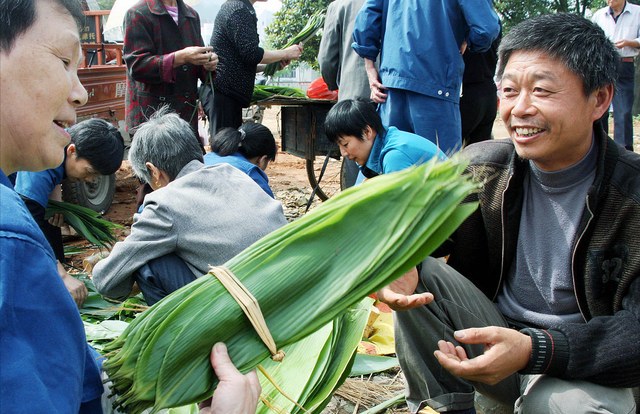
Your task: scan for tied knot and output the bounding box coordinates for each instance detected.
[209,266,285,362]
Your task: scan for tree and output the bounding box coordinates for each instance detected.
[264,0,330,72]
[494,0,640,33]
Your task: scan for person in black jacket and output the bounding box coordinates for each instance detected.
[459,27,501,147]
[203,0,302,136]
[377,13,640,414]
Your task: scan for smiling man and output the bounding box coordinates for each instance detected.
[376,13,640,414]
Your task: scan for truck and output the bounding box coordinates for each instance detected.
[64,10,128,213]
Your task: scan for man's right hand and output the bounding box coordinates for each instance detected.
[365,58,387,103]
[58,261,88,307]
[376,267,434,311]
[198,343,261,414]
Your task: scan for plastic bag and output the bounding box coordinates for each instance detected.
[306,77,339,100]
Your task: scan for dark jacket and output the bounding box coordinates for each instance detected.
[123,0,207,133]
[209,0,264,107]
[442,126,640,388]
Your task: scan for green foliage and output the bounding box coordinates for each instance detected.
[264,0,331,72]
[495,0,554,33]
[494,0,640,34]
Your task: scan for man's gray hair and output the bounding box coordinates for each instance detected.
[496,13,618,97]
[129,106,204,184]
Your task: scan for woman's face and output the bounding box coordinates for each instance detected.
[0,0,88,174]
[336,127,376,167]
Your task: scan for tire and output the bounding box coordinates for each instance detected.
[306,156,343,201]
[62,173,116,214]
[341,158,359,189]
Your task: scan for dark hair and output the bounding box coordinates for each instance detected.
[211,122,277,162]
[496,13,618,97]
[0,0,85,52]
[129,106,204,184]
[69,118,125,175]
[324,98,385,143]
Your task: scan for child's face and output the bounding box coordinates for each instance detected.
[336,128,375,167]
[65,145,101,182]
[66,156,100,182]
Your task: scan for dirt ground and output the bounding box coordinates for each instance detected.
[65,108,640,414]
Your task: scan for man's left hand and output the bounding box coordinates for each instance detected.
[434,327,532,385]
[614,39,640,49]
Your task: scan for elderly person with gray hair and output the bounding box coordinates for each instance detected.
[92,107,287,305]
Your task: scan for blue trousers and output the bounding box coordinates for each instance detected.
[134,253,198,305]
[378,88,463,156]
[603,61,635,150]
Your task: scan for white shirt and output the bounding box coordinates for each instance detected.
[592,1,640,58]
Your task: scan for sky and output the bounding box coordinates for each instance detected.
[195,0,282,43]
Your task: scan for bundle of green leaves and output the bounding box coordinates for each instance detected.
[45,200,123,248]
[263,9,326,77]
[102,157,479,413]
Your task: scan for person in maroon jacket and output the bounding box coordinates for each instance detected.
[124,0,218,207]
[123,0,218,139]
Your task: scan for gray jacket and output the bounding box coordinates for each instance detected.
[92,161,287,300]
[318,0,373,101]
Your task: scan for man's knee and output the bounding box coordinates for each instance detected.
[515,375,636,414]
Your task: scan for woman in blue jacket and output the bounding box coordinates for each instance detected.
[204,122,277,198]
[325,98,446,184]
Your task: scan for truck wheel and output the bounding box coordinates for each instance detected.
[62,173,116,214]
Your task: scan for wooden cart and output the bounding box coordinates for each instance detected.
[255,96,353,201]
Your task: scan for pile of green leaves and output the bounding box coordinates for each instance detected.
[46,200,123,248]
[258,298,373,414]
[80,275,148,351]
[263,9,326,77]
[251,85,306,103]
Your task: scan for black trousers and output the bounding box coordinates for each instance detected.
[21,195,65,263]
[202,85,244,139]
[460,81,498,147]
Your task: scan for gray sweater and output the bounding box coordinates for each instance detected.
[92,160,287,300]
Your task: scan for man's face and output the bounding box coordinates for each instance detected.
[0,0,88,174]
[499,51,607,172]
[607,0,625,10]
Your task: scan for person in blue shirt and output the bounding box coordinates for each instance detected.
[0,0,261,412]
[352,0,500,154]
[14,118,124,307]
[15,118,124,261]
[324,98,446,185]
[204,122,277,198]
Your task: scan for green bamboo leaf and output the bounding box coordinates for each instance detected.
[350,355,400,377]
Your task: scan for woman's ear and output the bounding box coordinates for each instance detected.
[146,162,160,182]
[257,155,269,171]
[145,162,170,190]
[363,126,377,142]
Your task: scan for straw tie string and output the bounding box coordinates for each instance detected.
[209,266,285,362]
